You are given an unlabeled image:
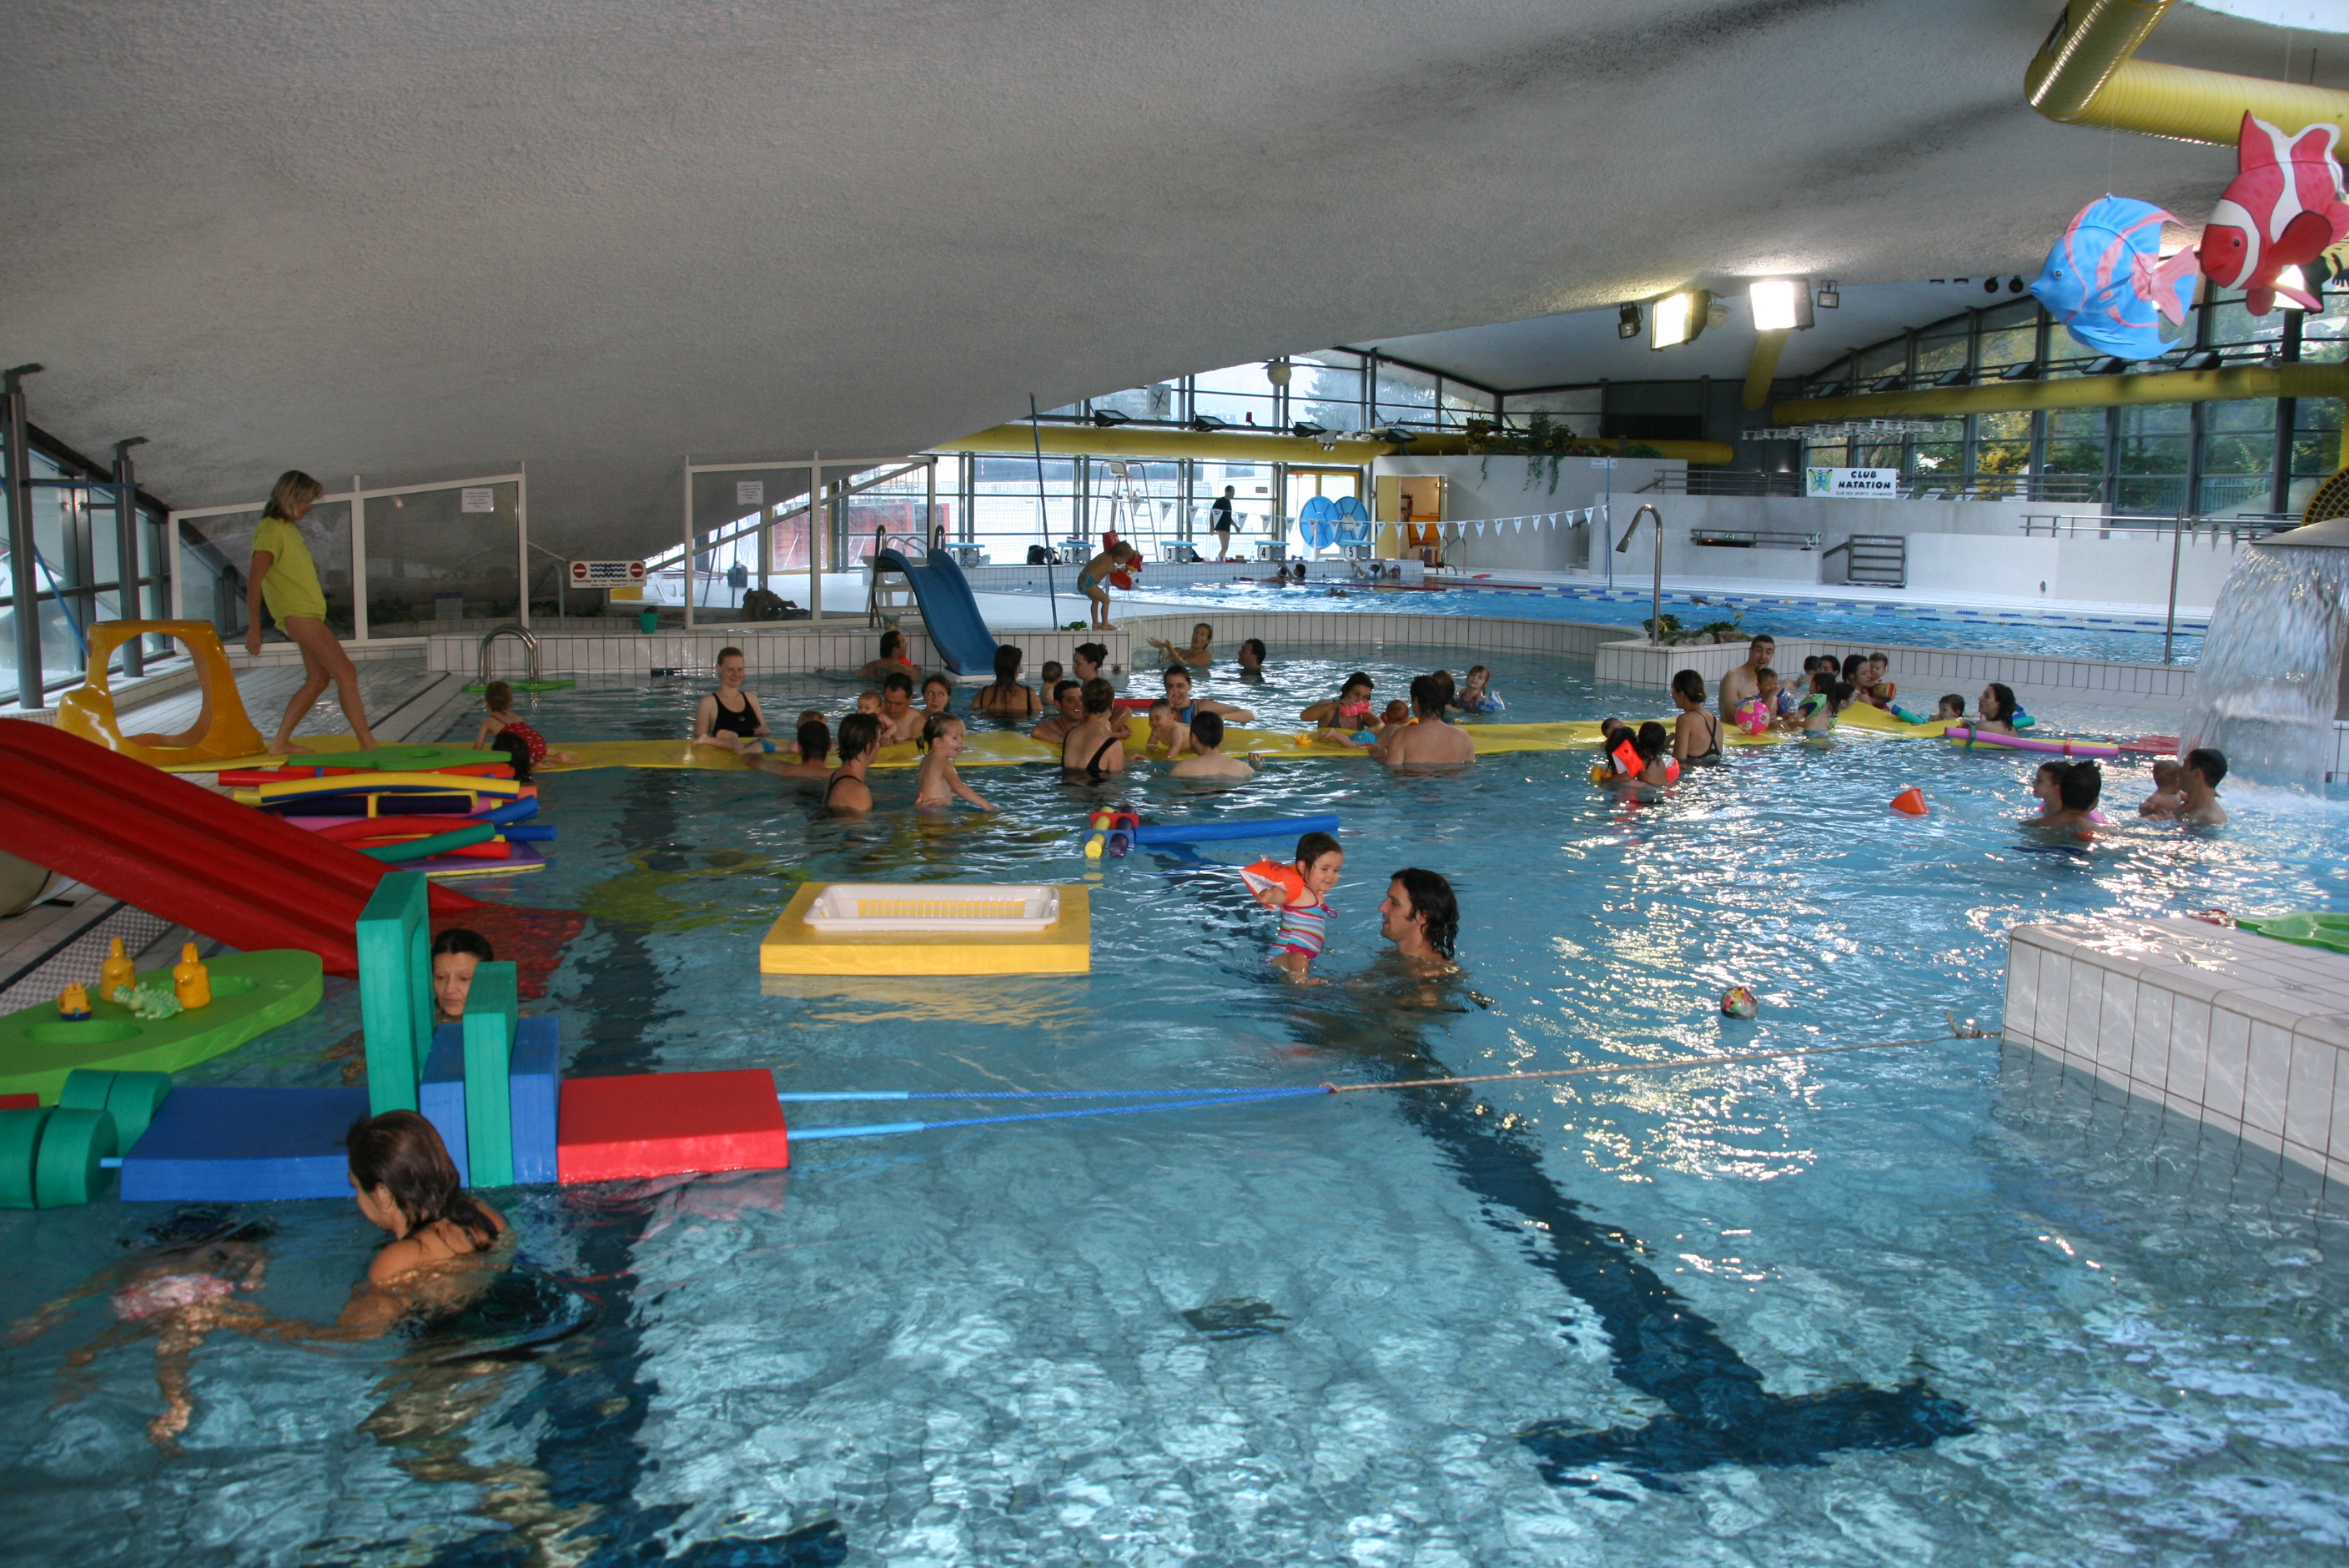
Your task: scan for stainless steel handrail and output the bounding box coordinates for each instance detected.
[477,622,540,684]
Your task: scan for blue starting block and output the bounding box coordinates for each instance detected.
[119,1085,372,1202]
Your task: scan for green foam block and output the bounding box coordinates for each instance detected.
[284,744,508,771]
[2238,913,2349,957]
[0,951,324,1105]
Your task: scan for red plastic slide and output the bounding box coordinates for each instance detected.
[0,721,478,974]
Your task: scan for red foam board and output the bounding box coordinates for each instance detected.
[0,1092,38,1110]
[556,1069,788,1184]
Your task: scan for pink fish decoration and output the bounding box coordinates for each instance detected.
[2196,112,2349,316]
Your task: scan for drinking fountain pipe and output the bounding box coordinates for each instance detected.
[1616,504,1665,646]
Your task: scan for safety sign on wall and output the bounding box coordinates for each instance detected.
[460,486,497,513]
[1805,467,1900,499]
[736,480,764,506]
[570,560,647,585]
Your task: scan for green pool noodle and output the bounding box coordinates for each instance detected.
[0,1108,44,1208]
[33,1107,115,1207]
[462,962,519,1188]
[285,744,508,771]
[355,822,498,862]
[59,1068,173,1152]
[0,951,324,1105]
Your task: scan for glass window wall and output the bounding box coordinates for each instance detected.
[362,485,511,636]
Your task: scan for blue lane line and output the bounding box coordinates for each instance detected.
[788,1087,1327,1142]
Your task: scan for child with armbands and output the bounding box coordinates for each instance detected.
[1244,831,1343,981]
[1591,717,1635,782]
[1452,665,1505,714]
[1632,721,1679,785]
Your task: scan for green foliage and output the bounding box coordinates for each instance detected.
[1466,415,1667,494]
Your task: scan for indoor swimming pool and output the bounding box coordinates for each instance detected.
[1084,580,2210,665]
[3,651,2344,1566]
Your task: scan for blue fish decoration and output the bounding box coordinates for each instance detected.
[2030,195,2200,359]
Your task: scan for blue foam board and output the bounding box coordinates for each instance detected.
[421,1023,470,1184]
[511,1017,561,1185]
[120,1086,371,1203]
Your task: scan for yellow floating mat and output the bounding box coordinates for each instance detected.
[541,708,1955,773]
[156,734,366,773]
[759,882,1091,976]
[236,771,527,808]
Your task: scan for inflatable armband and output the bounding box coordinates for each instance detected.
[1240,859,1305,905]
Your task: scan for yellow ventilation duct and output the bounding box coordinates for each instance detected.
[2025,0,2349,146]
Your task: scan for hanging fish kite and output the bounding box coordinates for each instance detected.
[2030,195,2200,358]
[2197,112,2349,316]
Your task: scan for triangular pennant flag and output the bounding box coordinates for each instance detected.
[1514,517,1523,534]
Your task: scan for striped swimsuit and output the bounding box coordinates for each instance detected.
[1271,897,1330,961]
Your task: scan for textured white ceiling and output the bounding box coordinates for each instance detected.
[0,1,2320,554]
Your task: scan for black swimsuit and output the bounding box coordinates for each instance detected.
[823,771,863,807]
[1688,711,1723,764]
[710,690,760,738]
[1065,735,1120,782]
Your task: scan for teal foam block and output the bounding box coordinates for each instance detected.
[462,962,519,1187]
[120,1086,370,1202]
[420,1023,471,1184]
[356,871,433,1115]
[418,1016,560,1188]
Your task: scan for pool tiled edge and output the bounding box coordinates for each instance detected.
[2004,918,2349,1194]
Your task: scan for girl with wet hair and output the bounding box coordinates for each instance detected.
[346,1111,506,1288]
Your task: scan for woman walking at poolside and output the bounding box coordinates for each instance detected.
[245,470,376,754]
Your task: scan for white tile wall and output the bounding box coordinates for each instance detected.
[433,625,1137,681]
[2004,917,2349,1193]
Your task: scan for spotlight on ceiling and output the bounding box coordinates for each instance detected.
[1748,278,1814,333]
[1617,304,1642,339]
[1190,414,1228,432]
[2177,349,2221,370]
[1380,427,1418,445]
[1815,279,1839,309]
[2009,276,2026,294]
[1870,374,1905,393]
[2082,355,2127,376]
[1650,289,1712,350]
[1290,420,1328,439]
[1998,361,2041,380]
[1089,409,1131,427]
[1934,367,1973,387]
[1984,279,1999,294]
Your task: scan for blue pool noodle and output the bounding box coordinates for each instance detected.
[1129,814,1339,846]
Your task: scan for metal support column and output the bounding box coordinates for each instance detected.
[4,364,44,708]
[682,458,695,630]
[112,437,148,676]
[516,463,531,629]
[808,455,822,619]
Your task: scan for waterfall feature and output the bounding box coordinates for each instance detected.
[2180,518,2349,790]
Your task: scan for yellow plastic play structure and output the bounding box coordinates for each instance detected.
[56,621,268,767]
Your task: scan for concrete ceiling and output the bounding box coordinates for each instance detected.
[1361,282,2033,392]
[1,1,2331,555]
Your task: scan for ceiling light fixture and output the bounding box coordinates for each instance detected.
[1089,409,1131,427]
[2083,355,2127,375]
[1266,359,1293,388]
[1617,304,1642,340]
[1190,414,1228,433]
[1290,420,1327,439]
[1650,289,1711,350]
[2177,349,2221,370]
[1815,279,1839,309]
[1748,278,1814,332]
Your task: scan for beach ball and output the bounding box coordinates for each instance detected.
[1719,985,1758,1020]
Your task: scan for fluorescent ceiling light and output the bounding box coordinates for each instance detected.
[1748,278,1813,332]
[1650,289,1710,350]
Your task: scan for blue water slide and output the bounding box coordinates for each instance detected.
[870,541,1001,676]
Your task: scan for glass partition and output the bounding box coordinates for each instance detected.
[178,499,355,644]
[363,483,514,636]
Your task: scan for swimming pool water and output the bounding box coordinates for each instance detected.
[1086,579,2209,665]
[4,650,2346,1566]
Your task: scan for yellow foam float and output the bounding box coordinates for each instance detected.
[58,621,268,767]
[759,882,1092,976]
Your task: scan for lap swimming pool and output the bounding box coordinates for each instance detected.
[1084,579,2210,665]
[3,649,2344,1565]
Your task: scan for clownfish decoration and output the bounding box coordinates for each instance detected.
[2196,112,2349,317]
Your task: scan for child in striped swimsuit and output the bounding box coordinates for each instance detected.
[1245,831,1344,982]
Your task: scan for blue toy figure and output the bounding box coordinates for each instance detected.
[2030,196,2199,359]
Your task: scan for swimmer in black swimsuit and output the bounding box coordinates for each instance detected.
[1670,669,1723,765]
[823,712,880,814]
[693,646,769,756]
[1059,676,1125,781]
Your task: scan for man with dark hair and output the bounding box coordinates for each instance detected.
[2180,746,2228,825]
[1371,675,1476,768]
[877,671,923,745]
[1379,869,1458,974]
[1718,634,1775,723]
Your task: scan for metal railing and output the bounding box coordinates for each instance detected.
[477,623,540,685]
[2015,512,2295,544]
[1688,529,1822,550]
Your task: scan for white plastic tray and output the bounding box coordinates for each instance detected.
[803,882,1060,933]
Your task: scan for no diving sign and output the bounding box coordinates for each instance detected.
[571,560,646,585]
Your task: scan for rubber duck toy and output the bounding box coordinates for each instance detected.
[99,936,137,1002]
[172,943,213,1010]
[57,982,93,1020]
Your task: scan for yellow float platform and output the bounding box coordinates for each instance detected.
[58,621,268,767]
[759,882,1092,976]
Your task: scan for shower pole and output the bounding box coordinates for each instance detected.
[2162,504,2185,665]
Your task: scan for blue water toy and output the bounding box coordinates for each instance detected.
[2030,195,2198,358]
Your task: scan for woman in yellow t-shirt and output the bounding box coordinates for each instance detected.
[244,470,376,753]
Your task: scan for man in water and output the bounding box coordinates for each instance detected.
[1718,634,1774,724]
[1371,675,1476,769]
[2179,746,2228,825]
[1377,867,1458,976]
